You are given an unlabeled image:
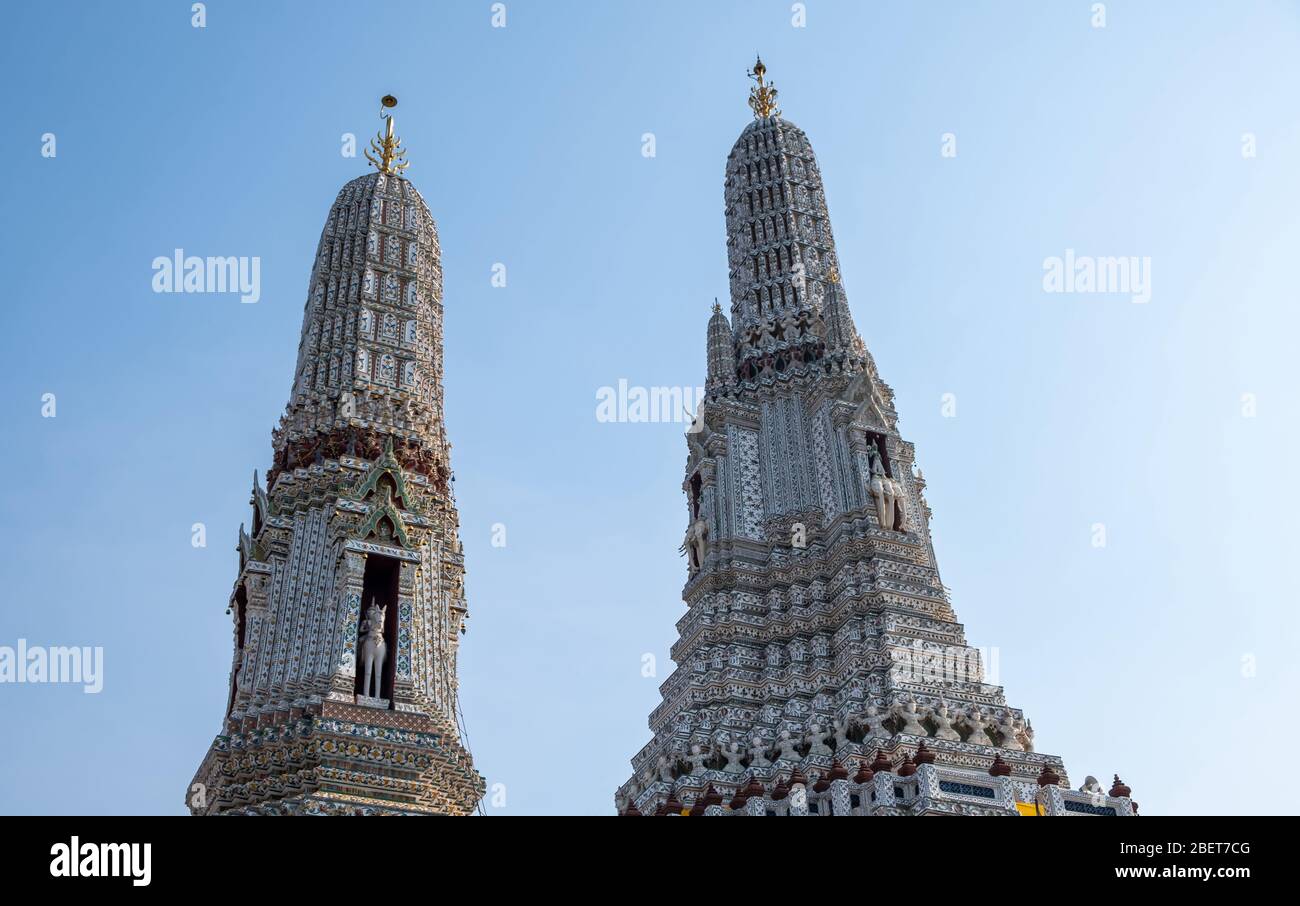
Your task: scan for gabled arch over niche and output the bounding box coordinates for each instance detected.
[351,436,413,509]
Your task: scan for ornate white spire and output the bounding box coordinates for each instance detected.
[722,62,862,385]
[617,64,1126,820]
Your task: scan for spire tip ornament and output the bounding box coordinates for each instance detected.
[365,94,409,175]
[747,55,780,119]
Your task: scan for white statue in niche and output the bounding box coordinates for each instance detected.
[358,600,388,700]
[868,451,891,528]
[681,517,708,575]
[888,477,910,531]
[867,449,909,531]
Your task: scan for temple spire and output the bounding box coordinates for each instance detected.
[365,94,409,174]
[190,98,484,815]
[705,299,735,392]
[747,55,780,119]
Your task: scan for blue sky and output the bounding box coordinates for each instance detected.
[1,0,1298,815]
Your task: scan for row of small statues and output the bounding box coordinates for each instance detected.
[649,699,1032,783]
[740,304,820,351]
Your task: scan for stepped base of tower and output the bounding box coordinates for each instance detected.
[188,700,484,816]
[625,738,1134,817]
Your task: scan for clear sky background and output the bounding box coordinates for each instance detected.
[1,1,1297,816]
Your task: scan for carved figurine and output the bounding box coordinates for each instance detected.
[357,600,388,700]
[862,702,887,739]
[721,739,745,774]
[888,477,910,531]
[687,744,707,776]
[894,697,927,736]
[775,729,801,762]
[833,715,852,750]
[749,736,771,768]
[868,454,895,529]
[930,698,961,741]
[806,722,833,757]
[681,517,709,575]
[998,710,1025,751]
[962,707,993,746]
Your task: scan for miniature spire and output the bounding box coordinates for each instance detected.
[747,56,780,119]
[365,95,409,174]
[705,300,736,391]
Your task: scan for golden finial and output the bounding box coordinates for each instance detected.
[712,297,722,314]
[364,95,409,175]
[747,55,780,119]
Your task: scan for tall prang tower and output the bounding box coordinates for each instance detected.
[616,62,1135,817]
[188,98,484,816]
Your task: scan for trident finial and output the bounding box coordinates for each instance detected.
[364,95,409,175]
[747,55,780,119]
